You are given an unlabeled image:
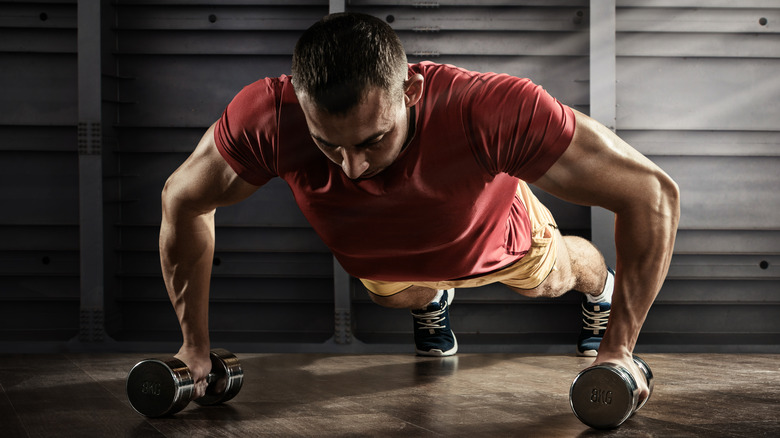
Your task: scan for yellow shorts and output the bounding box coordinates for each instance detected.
[360,182,559,296]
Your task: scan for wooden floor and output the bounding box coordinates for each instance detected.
[0,352,778,437]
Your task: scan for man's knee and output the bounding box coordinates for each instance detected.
[368,291,403,308]
[507,231,576,298]
[507,268,574,298]
[368,285,438,309]
[561,235,608,294]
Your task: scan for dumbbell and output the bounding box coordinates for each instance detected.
[569,355,654,429]
[126,348,243,417]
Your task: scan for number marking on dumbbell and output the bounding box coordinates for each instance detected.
[590,388,612,405]
[140,381,162,397]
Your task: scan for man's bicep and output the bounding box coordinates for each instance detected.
[532,110,663,213]
[163,122,260,216]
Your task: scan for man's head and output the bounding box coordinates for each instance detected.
[292,13,424,180]
[291,12,408,114]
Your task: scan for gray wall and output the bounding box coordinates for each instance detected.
[0,0,777,353]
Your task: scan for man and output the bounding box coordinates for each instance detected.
[160,13,680,403]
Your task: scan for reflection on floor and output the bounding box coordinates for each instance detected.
[0,353,778,437]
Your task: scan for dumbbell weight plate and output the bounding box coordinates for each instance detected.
[127,357,194,418]
[632,356,654,411]
[194,348,244,406]
[570,363,639,429]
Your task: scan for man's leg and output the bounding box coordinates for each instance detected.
[368,286,437,308]
[507,232,605,299]
[505,231,613,356]
[368,286,458,357]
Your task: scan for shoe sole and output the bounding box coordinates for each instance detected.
[416,333,458,357]
[576,348,598,357]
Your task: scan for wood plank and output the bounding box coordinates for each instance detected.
[618,0,780,9]
[0,381,28,438]
[674,230,780,255]
[351,0,588,5]
[0,354,163,438]
[655,156,780,230]
[617,7,780,34]
[620,130,780,157]
[353,7,588,32]
[116,5,325,31]
[0,4,76,29]
[667,254,780,280]
[617,58,780,131]
[618,33,780,58]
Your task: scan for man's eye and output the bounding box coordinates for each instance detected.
[365,138,383,147]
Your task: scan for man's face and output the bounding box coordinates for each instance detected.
[299,86,410,180]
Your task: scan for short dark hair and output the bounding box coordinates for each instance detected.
[291,12,408,114]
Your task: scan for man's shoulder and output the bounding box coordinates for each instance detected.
[411,62,486,104]
[412,62,533,87]
[223,74,299,133]
[410,61,480,80]
[233,74,290,106]
[411,62,532,98]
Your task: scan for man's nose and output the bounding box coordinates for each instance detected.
[340,148,369,179]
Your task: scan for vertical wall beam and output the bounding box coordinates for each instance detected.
[329,0,345,14]
[589,0,617,268]
[332,259,354,345]
[76,0,106,343]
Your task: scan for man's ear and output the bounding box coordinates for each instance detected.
[403,73,424,108]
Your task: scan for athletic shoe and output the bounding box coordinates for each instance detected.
[577,300,611,356]
[411,289,458,356]
[576,268,614,357]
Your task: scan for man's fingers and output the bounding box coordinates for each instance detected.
[193,378,209,400]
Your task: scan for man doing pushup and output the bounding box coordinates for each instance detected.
[159,13,680,404]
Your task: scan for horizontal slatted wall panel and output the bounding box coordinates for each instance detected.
[615,0,780,350]
[348,1,591,350]
[0,1,80,342]
[111,1,334,345]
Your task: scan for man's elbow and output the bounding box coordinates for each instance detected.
[656,171,681,228]
[160,172,198,221]
[161,172,218,223]
[161,174,179,219]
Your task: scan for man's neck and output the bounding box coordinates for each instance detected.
[403,105,417,151]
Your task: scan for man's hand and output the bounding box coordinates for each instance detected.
[174,345,213,400]
[592,350,650,405]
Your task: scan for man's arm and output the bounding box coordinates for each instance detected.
[160,122,259,397]
[533,109,680,396]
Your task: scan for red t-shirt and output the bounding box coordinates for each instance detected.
[215,62,575,282]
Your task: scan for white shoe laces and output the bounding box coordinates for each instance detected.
[413,305,448,334]
[582,303,610,335]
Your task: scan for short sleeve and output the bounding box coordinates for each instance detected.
[462,73,575,182]
[213,78,282,187]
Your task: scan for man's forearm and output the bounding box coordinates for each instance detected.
[159,209,216,351]
[600,177,680,356]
